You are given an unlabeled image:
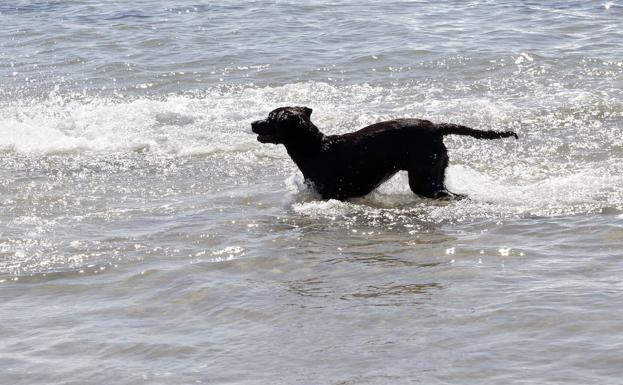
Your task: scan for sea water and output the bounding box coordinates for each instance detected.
[1,1,623,384]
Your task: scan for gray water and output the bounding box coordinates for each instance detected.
[2,1,623,384]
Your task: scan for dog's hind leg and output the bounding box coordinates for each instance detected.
[407,159,447,199]
[407,151,465,200]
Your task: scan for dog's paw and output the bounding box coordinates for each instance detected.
[433,190,468,201]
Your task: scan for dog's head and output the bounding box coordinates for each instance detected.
[251,106,314,144]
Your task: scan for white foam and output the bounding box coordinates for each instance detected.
[1,82,621,221]
[289,162,623,224]
[0,93,268,156]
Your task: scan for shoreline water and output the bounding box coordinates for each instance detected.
[2,1,623,384]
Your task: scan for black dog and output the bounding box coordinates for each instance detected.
[251,106,517,200]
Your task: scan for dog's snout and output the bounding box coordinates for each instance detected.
[251,119,268,133]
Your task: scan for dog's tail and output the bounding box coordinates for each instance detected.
[437,123,518,140]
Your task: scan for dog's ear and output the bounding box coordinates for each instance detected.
[303,107,312,118]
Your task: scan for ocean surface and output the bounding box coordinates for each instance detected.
[2,1,623,384]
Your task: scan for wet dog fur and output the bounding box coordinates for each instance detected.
[251,106,517,200]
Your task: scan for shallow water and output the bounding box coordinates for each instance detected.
[2,1,623,384]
